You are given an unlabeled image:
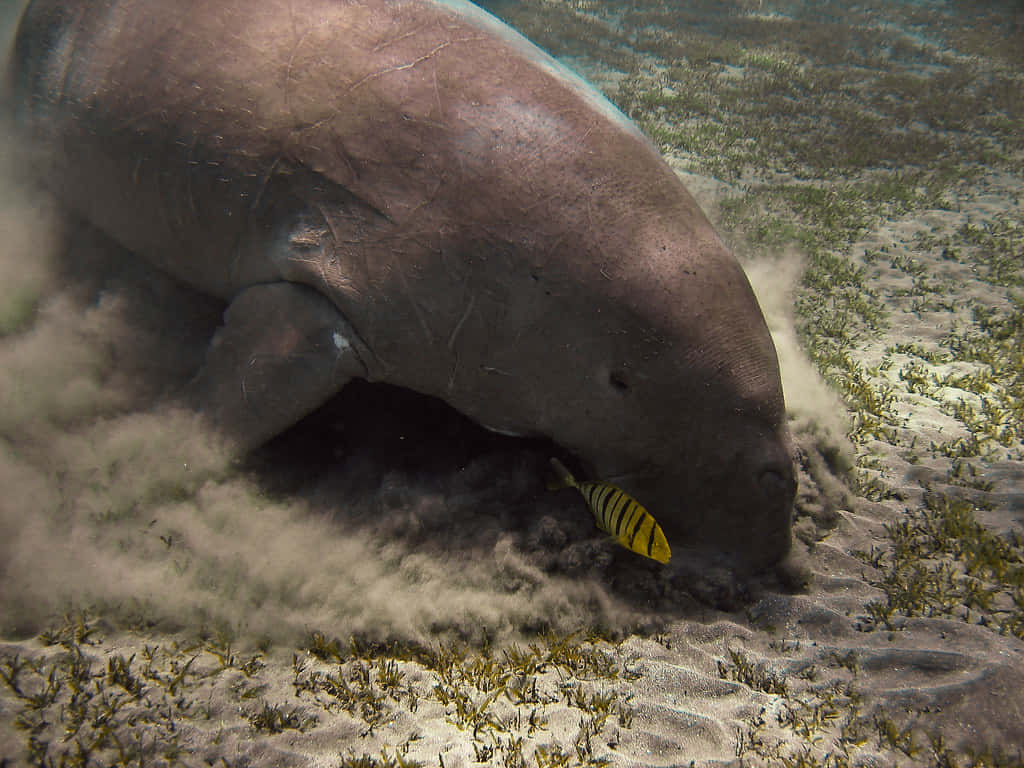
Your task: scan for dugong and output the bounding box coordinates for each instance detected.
[7,0,795,570]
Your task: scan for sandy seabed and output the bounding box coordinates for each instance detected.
[2,0,1023,766]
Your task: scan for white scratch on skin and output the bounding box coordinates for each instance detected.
[393,260,435,348]
[447,294,476,352]
[251,156,281,212]
[241,357,257,404]
[447,353,460,393]
[349,41,452,91]
[372,30,420,52]
[185,139,200,221]
[283,28,313,120]
[432,69,444,119]
[483,424,528,438]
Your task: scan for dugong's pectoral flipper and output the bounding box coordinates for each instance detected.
[187,282,368,450]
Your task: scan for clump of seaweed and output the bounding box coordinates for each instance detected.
[290,628,640,766]
[338,747,424,768]
[720,641,1021,767]
[0,612,281,767]
[1,615,643,767]
[855,493,1024,637]
[249,701,317,734]
[718,648,789,696]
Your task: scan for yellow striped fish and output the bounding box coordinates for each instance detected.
[549,458,671,564]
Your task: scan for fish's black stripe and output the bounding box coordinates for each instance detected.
[593,487,612,526]
[604,490,626,531]
[626,509,646,548]
[620,501,642,538]
[607,492,630,534]
[593,487,614,524]
[586,484,614,526]
[619,505,640,540]
[592,485,615,527]
[609,497,631,536]
[634,516,654,555]
[646,521,657,557]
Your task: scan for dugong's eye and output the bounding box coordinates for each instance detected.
[607,370,630,393]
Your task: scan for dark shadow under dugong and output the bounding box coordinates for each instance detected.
[7,0,796,572]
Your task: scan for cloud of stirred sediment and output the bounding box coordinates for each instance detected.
[0,179,631,644]
[743,251,851,442]
[0,163,630,643]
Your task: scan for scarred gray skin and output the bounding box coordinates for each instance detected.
[9,0,795,569]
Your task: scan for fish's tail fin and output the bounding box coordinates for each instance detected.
[547,457,578,491]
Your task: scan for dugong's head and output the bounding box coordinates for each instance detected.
[496,220,795,572]
[545,241,794,572]
[429,183,795,571]
[434,111,796,572]
[567,273,796,574]
[574,205,795,572]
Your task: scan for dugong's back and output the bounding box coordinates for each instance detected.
[9,0,796,571]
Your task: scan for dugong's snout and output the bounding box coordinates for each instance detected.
[586,413,796,572]
[729,441,797,568]
[660,458,795,572]
[756,464,798,557]
[708,426,796,569]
